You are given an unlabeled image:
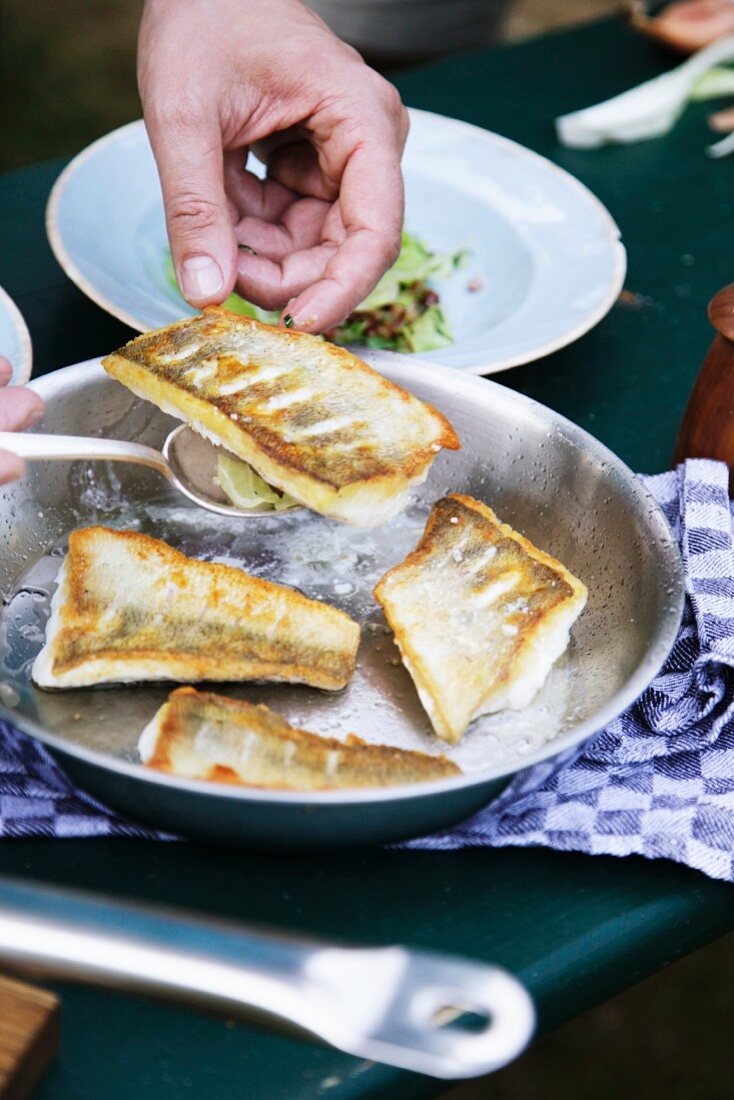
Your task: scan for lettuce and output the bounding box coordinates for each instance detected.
[217,454,299,512]
[401,303,454,353]
[164,231,466,354]
[357,232,467,312]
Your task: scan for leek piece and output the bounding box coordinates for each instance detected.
[217,455,299,512]
[556,34,734,149]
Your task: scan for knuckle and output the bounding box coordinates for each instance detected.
[383,81,405,119]
[167,195,222,235]
[360,77,408,149]
[398,105,410,145]
[370,74,405,123]
[146,92,206,136]
[368,222,401,270]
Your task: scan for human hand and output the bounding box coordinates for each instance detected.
[139,0,408,332]
[0,358,44,485]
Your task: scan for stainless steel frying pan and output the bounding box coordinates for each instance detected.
[0,351,683,847]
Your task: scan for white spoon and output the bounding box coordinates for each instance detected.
[0,424,302,518]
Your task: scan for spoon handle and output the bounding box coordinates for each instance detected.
[0,431,172,480]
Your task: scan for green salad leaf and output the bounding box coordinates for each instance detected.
[217,454,299,512]
[357,232,466,312]
[164,231,467,354]
[401,303,454,353]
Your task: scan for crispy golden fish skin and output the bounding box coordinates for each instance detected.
[101,308,460,527]
[374,494,588,744]
[32,527,360,691]
[139,686,461,790]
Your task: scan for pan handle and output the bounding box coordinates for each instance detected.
[0,875,534,1080]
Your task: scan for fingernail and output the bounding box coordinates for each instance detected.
[287,314,318,332]
[180,256,224,302]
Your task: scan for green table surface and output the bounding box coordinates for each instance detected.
[2,15,734,1099]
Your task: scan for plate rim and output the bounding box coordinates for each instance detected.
[0,354,683,811]
[0,284,33,385]
[46,113,627,376]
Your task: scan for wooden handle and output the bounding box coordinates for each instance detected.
[674,285,734,492]
[708,283,734,340]
[0,974,59,1099]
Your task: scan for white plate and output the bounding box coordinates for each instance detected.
[0,285,32,385]
[46,111,626,375]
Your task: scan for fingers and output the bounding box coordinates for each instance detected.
[145,106,237,308]
[260,141,338,202]
[224,153,295,221]
[283,136,405,332]
[231,183,343,307]
[0,383,44,486]
[234,197,334,262]
[234,198,345,307]
[235,243,338,311]
[0,387,44,432]
[225,160,331,261]
[0,450,24,486]
[233,139,403,326]
[0,357,12,386]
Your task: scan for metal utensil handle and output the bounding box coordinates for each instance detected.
[0,876,534,1079]
[0,431,171,480]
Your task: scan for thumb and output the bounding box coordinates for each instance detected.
[146,109,237,308]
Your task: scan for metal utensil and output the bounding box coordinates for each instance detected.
[0,875,534,1079]
[0,353,683,848]
[0,423,301,518]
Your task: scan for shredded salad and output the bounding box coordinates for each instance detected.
[216,454,299,513]
[165,231,467,354]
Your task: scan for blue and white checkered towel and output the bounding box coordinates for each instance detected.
[3,458,734,882]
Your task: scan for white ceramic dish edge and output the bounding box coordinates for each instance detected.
[0,285,33,385]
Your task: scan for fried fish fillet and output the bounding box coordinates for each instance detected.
[32,527,360,691]
[374,495,587,744]
[139,687,460,789]
[101,309,460,526]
